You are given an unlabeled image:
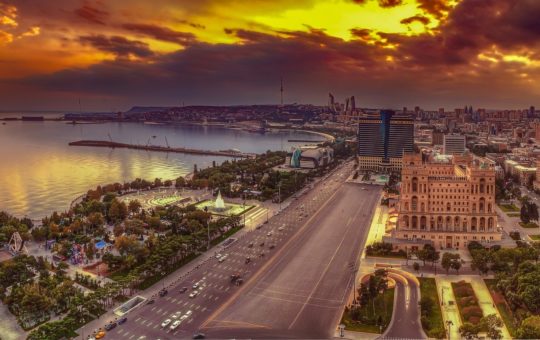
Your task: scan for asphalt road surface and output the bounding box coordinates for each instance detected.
[103,161,380,339]
[381,272,426,340]
[201,182,381,338]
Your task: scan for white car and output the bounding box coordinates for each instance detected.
[161,319,172,327]
[215,253,222,259]
[192,282,199,289]
[278,225,284,231]
[180,314,189,321]
[218,255,227,263]
[267,231,273,236]
[170,320,181,330]
[171,311,182,319]
[189,291,199,298]
[184,310,193,317]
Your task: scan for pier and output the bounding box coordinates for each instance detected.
[69,140,255,158]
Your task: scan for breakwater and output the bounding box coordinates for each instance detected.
[69,140,255,158]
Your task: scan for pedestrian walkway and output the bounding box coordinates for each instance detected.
[435,275,462,340]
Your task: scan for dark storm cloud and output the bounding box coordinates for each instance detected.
[177,19,206,30]
[79,35,154,58]
[377,0,403,8]
[400,15,430,26]
[415,0,451,20]
[74,1,108,25]
[122,23,196,45]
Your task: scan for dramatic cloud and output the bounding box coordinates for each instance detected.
[79,35,154,59]
[74,1,108,25]
[0,0,540,110]
[122,23,196,45]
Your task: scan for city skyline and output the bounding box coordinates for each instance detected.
[1,0,540,111]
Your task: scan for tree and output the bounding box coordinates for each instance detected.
[413,262,420,273]
[441,252,461,274]
[128,200,142,214]
[517,316,540,339]
[459,322,480,339]
[108,199,128,222]
[479,314,503,340]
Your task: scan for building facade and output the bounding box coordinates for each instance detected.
[387,153,501,250]
[358,110,414,172]
[443,134,466,155]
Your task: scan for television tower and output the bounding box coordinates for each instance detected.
[280,77,284,106]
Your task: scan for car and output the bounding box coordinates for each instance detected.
[247,242,254,248]
[269,244,275,249]
[192,282,199,289]
[259,241,265,247]
[215,253,222,259]
[161,319,172,327]
[180,314,189,321]
[118,317,127,325]
[179,287,188,293]
[104,322,117,331]
[278,226,284,231]
[171,311,182,319]
[159,289,168,297]
[146,299,155,305]
[218,255,227,262]
[192,333,206,339]
[185,310,193,317]
[189,291,199,298]
[88,336,96,340]
[170,320,182,330]
[245,257,251,264]
[267,231,273,236]
[95,330,106,339]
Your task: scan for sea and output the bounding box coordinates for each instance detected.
[0,112,325,219]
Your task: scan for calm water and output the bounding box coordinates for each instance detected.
[0,120,324,219]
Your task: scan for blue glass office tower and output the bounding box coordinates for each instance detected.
[358,110,414,172]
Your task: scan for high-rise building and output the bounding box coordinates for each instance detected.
[443,134,466,155]
[386,153,501,250]
[328,93,335,112]
[432,130,444,146]
[357,110,414,172]
[350,96,356,111]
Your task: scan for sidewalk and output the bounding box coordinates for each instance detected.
[436,275,462,340]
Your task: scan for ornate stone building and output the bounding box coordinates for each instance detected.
[388,153,501,250]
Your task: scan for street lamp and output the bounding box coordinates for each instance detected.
[446,320,454,339]
[204,206,210,250]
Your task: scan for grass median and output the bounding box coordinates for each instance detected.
[484,279,519,337]
[418,277,446,338]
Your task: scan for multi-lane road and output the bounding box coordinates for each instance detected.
[103,161,381,339]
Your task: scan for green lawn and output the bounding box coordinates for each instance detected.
[341,288,395,333]
[507,213,521,217]
[530,235,540,241]
[365,252,407,259]
[499,204,519,212]
[418,277,445,338]
[519,222,539,228]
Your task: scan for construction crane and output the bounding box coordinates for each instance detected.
[165,136,170,148]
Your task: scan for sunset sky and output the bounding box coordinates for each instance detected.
[0,0,539,111]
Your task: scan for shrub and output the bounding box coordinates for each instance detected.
[462,306,483,323]
[454,286,474,298]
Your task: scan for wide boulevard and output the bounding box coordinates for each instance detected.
[106,161,381,339]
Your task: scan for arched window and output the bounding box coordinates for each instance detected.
[454,216,460,227]
[480,217,485,231]
[403,215,409,228]
[412,196,418,211]
[412,177,418,193]
[472,203,477,213]
[446,216,452,230]
[471,217,477,231]
[480,179,485,194]
[437,216,443,229]
[420,216,427,230]
[479,197,485,213]
[412,216,418,229]
[421,202,425,212]
[462,220,468,232]
[488,217,494,230]
[487,203,492,213]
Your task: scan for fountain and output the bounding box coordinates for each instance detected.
[214,190,226,211]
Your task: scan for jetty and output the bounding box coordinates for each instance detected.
[69,140,255,158]
[287,139,326,143]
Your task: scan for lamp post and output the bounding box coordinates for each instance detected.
[446,320,454,339]
[204,206,210,250]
